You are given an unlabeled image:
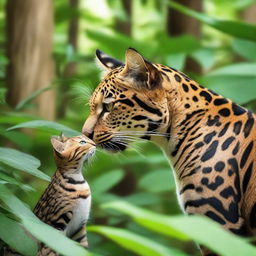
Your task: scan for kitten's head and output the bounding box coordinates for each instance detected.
[51,134,96,168]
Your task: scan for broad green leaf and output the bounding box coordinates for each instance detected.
[139,169,175,192]
[103,201,256,256]
[0,126,32,149]
[0,171,34,191]
[0,112,36,125]
[23,218,91,256]
[125,192,161,206]
[15,86,53,110]
[121,153,168,165]
[157,34,201,55]
[86,29,143,60]
[91,169,124,195]
[169,1,256,41]
[165,53,186,70]
[0,186,91,256]
[0,147,50,181]
[190,48,215,70]
[201,76,256,104]
[0,213,37,256]
[206,63,256,77]
[7,120,80,136]
[88,225,187,256]
[232,39,256,61]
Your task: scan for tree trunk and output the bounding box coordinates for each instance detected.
[241,3,256,23]
[115,0,132,35]
[167,0,202,74]
[58,0,80,118]
[6,0,55,120]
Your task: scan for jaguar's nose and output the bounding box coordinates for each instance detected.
[82,115,97,136]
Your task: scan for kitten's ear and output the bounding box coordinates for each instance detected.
[51,137,65,153]
[119,48,161,90]
[96,49,124,71]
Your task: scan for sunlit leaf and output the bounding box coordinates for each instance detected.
[0,186,91,256]
[169,1,256,41]
[0,112,36,125]
[0,213,37,256]
[232,39,256,61]
[7,120,80,136]
[206,63,256,77]
[15,86,54,110]
[190,48,215,70]
[0,171,34,191]
[88,225,187,256]
[0,147,50,181]
[91,169,124,195]
[139,169,175,193]
[103,201,256,256]
[201,76,256,104]
[125,192,161,206]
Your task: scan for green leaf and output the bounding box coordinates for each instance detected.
[169,1,256,41]
[7,120,80,136]
[88,225,187,256]
[15,86,53,110]
[0,186,91,256]
[201,76,256,104]
[190,48,215,70]
[139,169,175,193]
[0,171,34,191]
[91,169,124,195]
[0,112,36,125]
[206,63,256,77]
[0,213,37,256]
[157,34,201,55]
[23,218,91,256]
[125,192,161,206]
[0,126,32,149]
[0,147,50,181]
[103,201,256,256]
[165,53,186,70]
[232,39,256,61]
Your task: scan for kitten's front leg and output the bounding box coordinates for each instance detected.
[71,225,88,248]
[37,245,58,256]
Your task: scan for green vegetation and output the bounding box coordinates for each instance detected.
[1,0,256,255]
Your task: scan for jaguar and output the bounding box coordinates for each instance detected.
[82,48,256,256]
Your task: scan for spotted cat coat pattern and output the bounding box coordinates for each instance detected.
[82,48,256,256]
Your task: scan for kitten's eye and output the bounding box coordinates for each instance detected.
[103,102,114,112]
[79,140,87,145]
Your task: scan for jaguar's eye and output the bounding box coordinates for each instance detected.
[103,102,114,112]
[79,140,87,145]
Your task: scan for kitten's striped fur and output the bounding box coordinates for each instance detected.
[35,134,96,255]
[4,134,96,256]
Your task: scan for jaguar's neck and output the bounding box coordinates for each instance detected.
[153,67,222,177]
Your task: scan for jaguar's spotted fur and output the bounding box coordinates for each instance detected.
[83,48,256,255]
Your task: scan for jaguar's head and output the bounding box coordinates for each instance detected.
[82,48,170,152]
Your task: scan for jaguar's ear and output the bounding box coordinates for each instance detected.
[96,49,124,71]
[119,48,161,90]
[51,137,65,154]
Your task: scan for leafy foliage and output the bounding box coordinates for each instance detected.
[1,0,256,255]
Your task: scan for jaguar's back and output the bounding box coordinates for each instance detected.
[82,48,256,256]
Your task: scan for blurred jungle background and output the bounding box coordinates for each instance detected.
[1,0,256,255]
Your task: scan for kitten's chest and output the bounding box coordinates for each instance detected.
[65,193,91,237]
